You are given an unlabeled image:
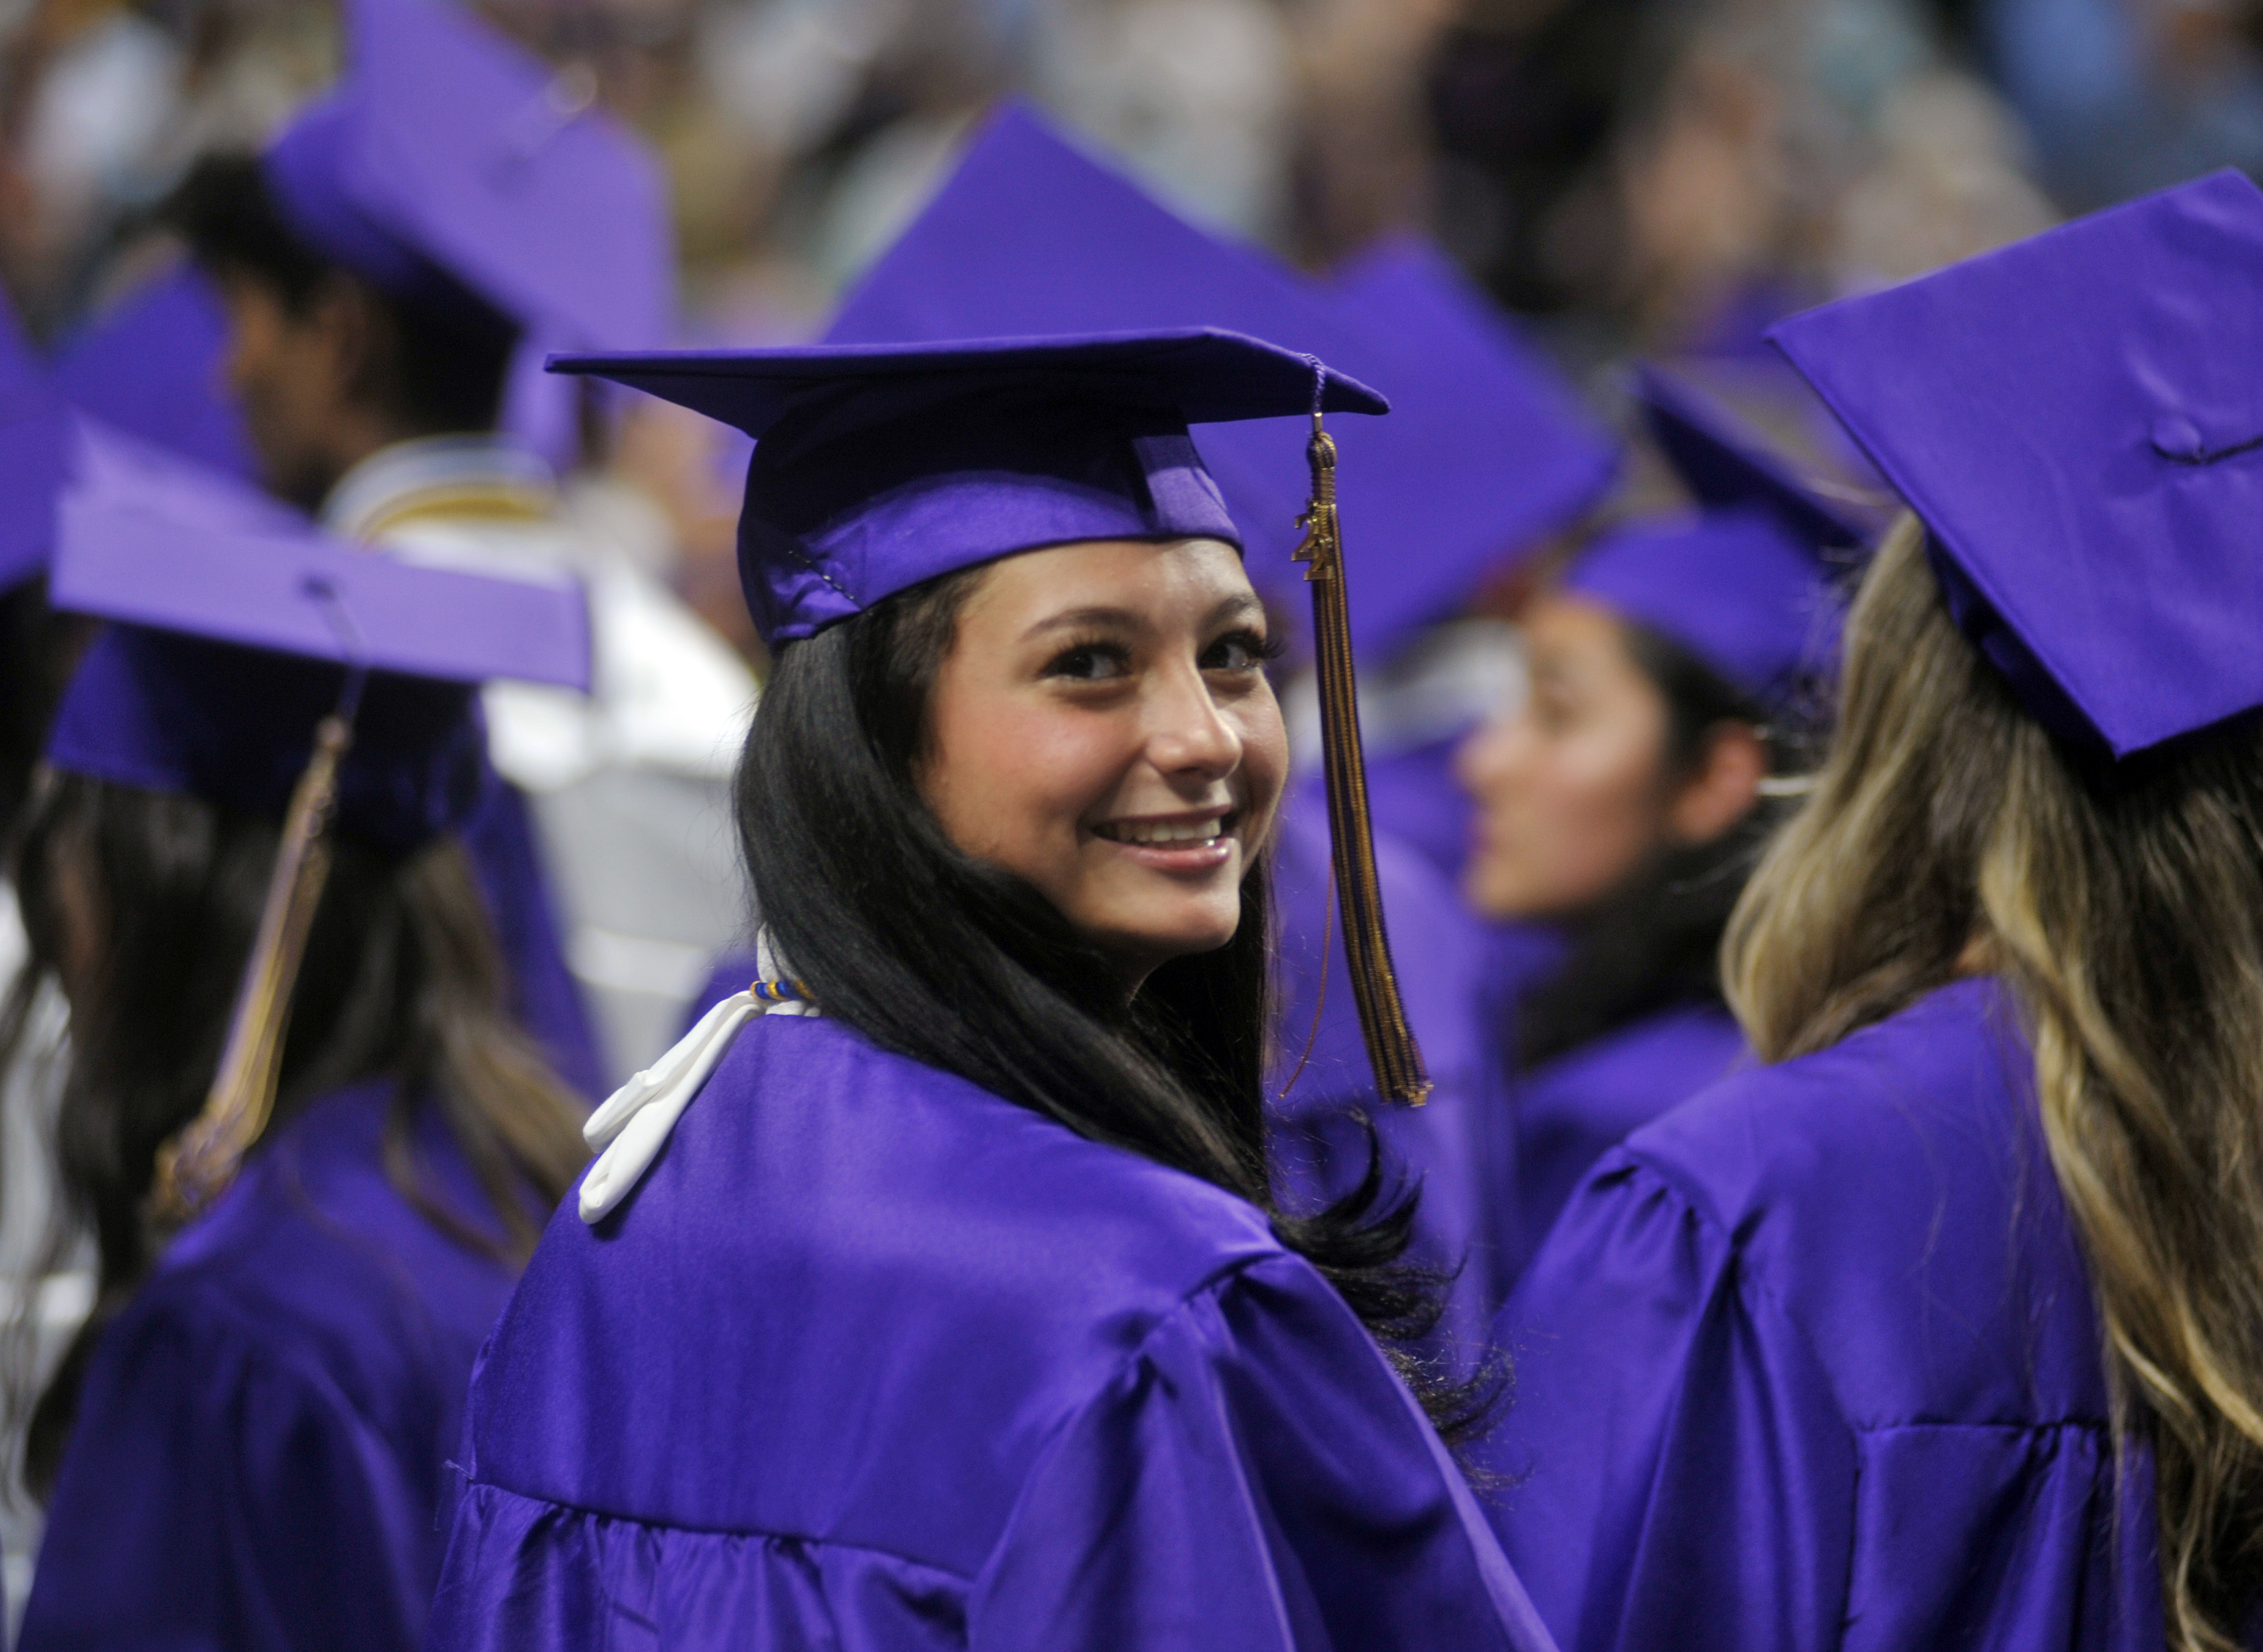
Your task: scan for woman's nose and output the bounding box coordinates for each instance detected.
[1455,714,1520,798]
[1147,668,1244,779]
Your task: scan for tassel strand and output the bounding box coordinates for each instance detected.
[151,712,355,1221]
[1293,406,1432,1104]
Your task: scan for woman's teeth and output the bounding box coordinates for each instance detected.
[1098,816,1226,845]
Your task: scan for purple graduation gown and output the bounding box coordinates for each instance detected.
[21,1080,524,1651]
[1496,1002,1745,1284]
[1268,795,1500,1347]
[1477,978,2166,1652]
[428,1010,1556,1651]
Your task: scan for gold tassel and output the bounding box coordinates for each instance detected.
[151,713,354,1222]
[1293,407,1432,1105]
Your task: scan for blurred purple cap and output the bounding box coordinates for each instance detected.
[549,329,1384,646]
[46,426,591,853]
[262,0,670,351]
[0,293,69,596]
[1633,363,1873,551]
[1564,509,1842,710]
[825,101,1615,661]
[52,263,257,480]
[1772,167,2263,757]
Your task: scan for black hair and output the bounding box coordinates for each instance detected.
[165,155,520,438]
[0,580,90,842]
[1511,617,1809,1068]
[0,773,589,1494]
[740,568,1496,1441]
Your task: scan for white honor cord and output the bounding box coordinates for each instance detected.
[577,931,813,1225]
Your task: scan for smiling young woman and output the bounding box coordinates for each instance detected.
[425,332,1553,1652]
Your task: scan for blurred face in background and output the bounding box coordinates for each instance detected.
[1456,592,1685,920]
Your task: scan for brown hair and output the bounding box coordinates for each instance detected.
[3,772,589,1494]
[1724,516,2263,1649]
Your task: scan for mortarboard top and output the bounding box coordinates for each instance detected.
[262,0,670,352]
[52,262,257,480]
[551,329,1385,646]
[45,425,591,854]
[1633,363,1873,552]
[822,100,1614,662]
[1562,509,1842,712]
[1770,167,2263,759]
[0,292,71,597]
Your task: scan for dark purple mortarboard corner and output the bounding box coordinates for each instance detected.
[258,0,670,352]
[0,290,72,597]
[822,100,1617,664]
[1771,167,2263,758]
[1633,362,1877,553]
[546,329,1385,648]
[43,427,591,854]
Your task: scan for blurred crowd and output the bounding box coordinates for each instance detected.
[3,0,2260,631]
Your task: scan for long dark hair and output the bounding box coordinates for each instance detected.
[0,581,89,842]
[1,772,588,1494]
[740,568,1493,1439]
[1513,617,1807,1067]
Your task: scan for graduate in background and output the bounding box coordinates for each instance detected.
[167,0,754,1086]
[1458,370,1860,1285]
[0,289,90,1614]
[12,434,591,1650]
[805,100,1613,1346]
[1481,169,2263,1652]
[429,330,1553,1651]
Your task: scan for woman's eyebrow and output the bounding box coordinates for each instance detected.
[1024,605,1147,639]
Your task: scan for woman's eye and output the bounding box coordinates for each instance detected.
[1044,643,1131,681]
[1202,630,1274,673]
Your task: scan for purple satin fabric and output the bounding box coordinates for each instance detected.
[1477,978,2169,1652]
[1498,1002,1747,1286]
[429,1012,1555,1651]
[458,774,606,1102]
[21,1081,526,1651]
[1267,794,1498,1351]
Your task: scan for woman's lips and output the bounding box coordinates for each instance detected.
[1091,811,1238,871]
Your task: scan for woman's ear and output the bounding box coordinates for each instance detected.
[1664,721,1767,847]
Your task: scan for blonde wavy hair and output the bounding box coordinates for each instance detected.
[1725,515,2263,1651]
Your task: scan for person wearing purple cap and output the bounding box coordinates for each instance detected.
[7,432,592,1651]
[162,0,755,1094]
[1456,374,1852,1289]
[425,330,1556,1651]
[804,100,1619,1357]
[1480,168,2263,1652]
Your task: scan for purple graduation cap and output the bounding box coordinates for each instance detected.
[46,425,591,1215]
[50,263,257,480]
[1547,361,1867,711]
[550,326,1433,1103]
[1562,509,1842,710]
[825,100,1614,663]
[260,0,670,352]
[47,425,591,854]
[548,329,1383,644]
[1772,167,2263,757]
[0,290,72,595]
[1319,235,1618,650]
